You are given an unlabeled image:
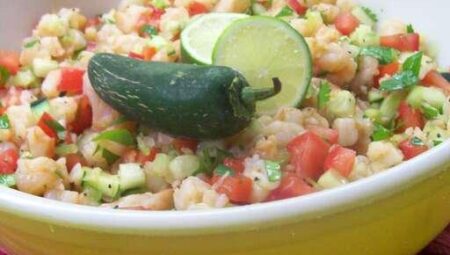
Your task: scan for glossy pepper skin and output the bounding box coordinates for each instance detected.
[88,53,280,139]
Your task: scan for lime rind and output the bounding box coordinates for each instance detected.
[212,16,312,115]
[181,13,248,65]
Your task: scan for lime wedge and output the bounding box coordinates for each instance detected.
[213,16,312,115]
[181,13,248,65]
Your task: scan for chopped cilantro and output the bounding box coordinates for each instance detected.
[317,81,331,109]
[380,70,418,91]
[141,24,158,37]
[371,123,392,141]
[214,164,235,176]
[0,115,11,129]
[24,39,39,48]
[276,6,294,18]
[403,51,423,76]
[406,24,415,33]
[0,66,10,85]
[361,6,378,22]
[360,46,399,65]
[94,129,135,146]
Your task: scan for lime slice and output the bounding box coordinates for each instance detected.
[181,13,248,65]
[213,16,312,115]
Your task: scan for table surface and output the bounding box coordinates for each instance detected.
[0,224,448,255]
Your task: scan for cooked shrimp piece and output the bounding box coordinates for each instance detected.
[26,126,56,158]
[103,189,174,210]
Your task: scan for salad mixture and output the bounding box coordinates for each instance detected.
[0,0,449,211]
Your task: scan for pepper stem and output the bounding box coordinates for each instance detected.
[241,77,282,105]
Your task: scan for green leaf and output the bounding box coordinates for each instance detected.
[102,148,120,165]
[24,39,39,48]
[361,6,378,22]
[94,129,135,146]
[0,115,10,129]
[421,103,440,119]
[318,81,331,109]
[380,70,418,91]
[0,174,16,187]
[214,164,235,176]
[371,123,392,141]
[0,66,10,85]
[410,136,425,146]
[402,51,423,76]
[141,24,158,37]
[406,24,415,33]
[360,46,398,65]
[276,6,294,18]
[265,160,281,182]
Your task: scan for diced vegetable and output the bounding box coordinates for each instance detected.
[94,129,135,146]
[380,33,420,52]
[37,112,66,140]
[83,167,120,198]
[287,0,307,15]
[118,163,146,191]
[350,25,379,46]
[31,98,50,120]
[265,160,281,182]
[276,6,294,18]
[58,67,85,94]
[0,66,10,86]
[327,90,356,118]
[318,81,331,110]
[0,115,10,129]
[287,131,330,180]
[32,58,59,78]
[374,62,400,88]
[69,96,92,134]
[360,46,398,65]
[402,51,423,76]
[169,155,200,180]
[0,148,19,174]
[379,92,404,124]
[0,174,16,187]
[368,90,384,103]
[407,86,446,110]
[399,139,428,160]
[371,123,392,141]
[318,170,347,189]
[82,185,103,203]
[13,69,39,88]
[55,143,78,157]
[69,165,87,187]
[66,154,87,173]
[212,174,253,204]
[308,126,339,145]
[397,101,424,131]
[323,145,356,177]
[267,173,314,201]
[422,71,450,93]
[421,103,440,119]
[335,12,360,36]
[223,158,245,173]
[214,164,235,176]
[0,50,20,75]
[141,24,158,38]
[351,6,377,27]
[380,71,418,91]
[188,2,208,16]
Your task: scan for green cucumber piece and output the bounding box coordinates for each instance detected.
[118,163,146,191]
[55,143,78,157]
[83,167,120,198]
[82,186,103,204]
[88,53,280,139]
[368,90,384,103]
[0,174,16,187]
[31,98,50,120]
[379,92,405,124]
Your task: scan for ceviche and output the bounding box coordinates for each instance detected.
[0,0,449,211]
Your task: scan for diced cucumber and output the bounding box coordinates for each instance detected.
[83,167,120,198]
[364,108,380,122]
[379,92,404,124]
[169,155,200,181]
[350,25,379,46]
[82,186,103,204]
[318,170,347,189]
[327,90,356,118]
[0,174,16,187]
[423,123,448,147]
[407,86,446,110]
[13,69,39,88]
[118,163,146,191]
[30,98,50,120]
[151,153,172,176]
[368,89,384,103]
[69,165,87,187]
[251,3,266,15]
[55,143,78,157]
[32,58,59,78]
[351,7,376,27]
[305,10,324,34]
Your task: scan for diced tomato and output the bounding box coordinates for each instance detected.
[307,126,339,144]
[173,138,198,152]
[397,101,424,132]
[266,173,314,201]
[212,174,253,204]
[188,2,208,16]
[223,158,245,173]
[137,147,160,164]
[380,33,420,52]
[70,96,92,134]
[65,153,87,172]
[334,12,360,36]
[422,70,450,94]
[0,50,20,75]
[374,62,400,87]
[287,0,308,15]
[58,68,85,94]
[128,52,144,60]
[37,112,58,139]
[86,17,101,29]
[0,107,5,116]
[143,47,157,61]
[323,145,356,177]
[0,148,19,174]
[136,8,164,32]
[287,131,330,180]
[399,139,428,160]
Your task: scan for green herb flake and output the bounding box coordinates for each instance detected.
[433,139,443,147]
[318,81,331,109]
[0,115,10,129]
[421,103,440,119]
[276,6,294,18]
[0,174,16,187]
[380,70,418,91]
[361,6,378,22]
[94,129,135,146]
[102,148,120,165]
[410,136,425,146]
[141,24,158,37]
[265,160,281,182]
[0,66,11,85]
[371,123,392,141]
[406,24,415,33]
[24,39,39,48]
[402,51,423,76]
[360,46,398,65]
[214,164,235,176]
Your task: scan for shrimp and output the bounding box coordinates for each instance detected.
[103,189,174,210]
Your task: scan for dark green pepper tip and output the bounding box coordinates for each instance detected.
[241,77,282,106]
